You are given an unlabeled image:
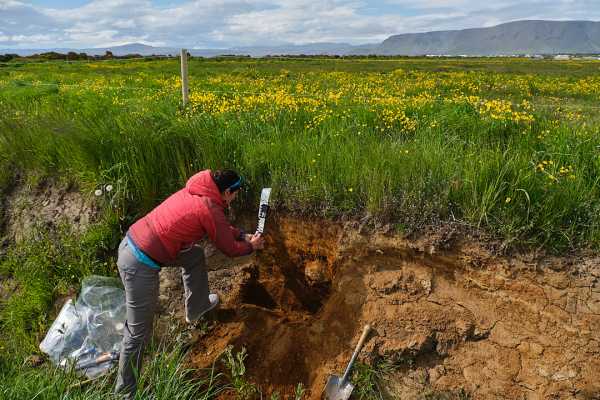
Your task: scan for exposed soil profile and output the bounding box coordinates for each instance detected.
[157,216,600,400]
[2,178,98,244]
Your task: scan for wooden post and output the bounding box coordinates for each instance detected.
[180,49,189,107]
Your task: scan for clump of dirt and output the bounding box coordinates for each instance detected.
[2,177,99,244]
[161,216,600,400]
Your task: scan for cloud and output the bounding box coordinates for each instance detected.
[0,0,599,48]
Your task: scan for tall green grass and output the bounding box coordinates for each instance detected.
[0,340,224,400]
[1,58,599,251]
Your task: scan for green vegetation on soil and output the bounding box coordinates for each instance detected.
[0,57,599,398]
[1,337,224,400]
[1,57,599,249]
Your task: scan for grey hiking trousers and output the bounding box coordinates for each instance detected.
[114,235,211,398]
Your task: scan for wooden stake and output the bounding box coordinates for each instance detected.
[180,49,189,107]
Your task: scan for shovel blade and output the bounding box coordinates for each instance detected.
[324,375,355,400]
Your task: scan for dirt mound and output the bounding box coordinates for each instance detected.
[2,177,98,244]
[155,216,600,399]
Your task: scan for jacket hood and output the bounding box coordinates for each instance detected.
[186,170,224,207]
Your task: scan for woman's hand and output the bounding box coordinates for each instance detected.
[249,232,265,250]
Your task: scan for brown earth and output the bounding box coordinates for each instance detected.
[3,176,597,399]
[157,216,600,400]
[2,177,98,244]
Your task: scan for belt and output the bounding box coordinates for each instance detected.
[126,235,161,270]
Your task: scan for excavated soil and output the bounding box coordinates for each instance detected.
[2,178,98,244]
[3,177,597,399]
[157,216,600,400]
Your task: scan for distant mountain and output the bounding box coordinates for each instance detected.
[3,20,600,57]
[85,43,177,56]
[0,43,180,57]
[0,42,358,57]
[226,43,357,57]
[372,20,600,56]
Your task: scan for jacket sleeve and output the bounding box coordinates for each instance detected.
[206,204,253,257]
[230,226,245,240]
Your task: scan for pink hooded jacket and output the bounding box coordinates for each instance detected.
[128,170,252,264]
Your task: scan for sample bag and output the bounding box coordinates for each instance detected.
[40,275,125,378]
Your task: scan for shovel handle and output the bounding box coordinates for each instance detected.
[75,351,119,370]
[340,324,371,384]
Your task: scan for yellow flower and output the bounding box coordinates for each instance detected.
[505,197,512,203]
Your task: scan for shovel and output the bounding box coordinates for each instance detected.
[324,324,371,400]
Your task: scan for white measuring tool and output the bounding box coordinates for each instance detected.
[256,188,272,234]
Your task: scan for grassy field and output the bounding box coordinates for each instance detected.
[2,57,599,248]
[0,57,599,398]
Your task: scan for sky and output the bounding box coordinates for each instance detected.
[1,0,599,49]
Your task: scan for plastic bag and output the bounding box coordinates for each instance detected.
[40,275,125,378]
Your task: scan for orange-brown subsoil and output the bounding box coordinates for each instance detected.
[158,216,600,400]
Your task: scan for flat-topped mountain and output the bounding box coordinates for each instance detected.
[375,20,600,55]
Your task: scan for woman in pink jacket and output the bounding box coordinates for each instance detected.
[114,169,264,398]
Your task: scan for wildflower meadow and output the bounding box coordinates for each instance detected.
[1,57,599,249]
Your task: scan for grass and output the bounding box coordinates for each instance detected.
[1,58,599,250]
[221,346,259,399]
[0,217,120,365]
[0,59,600,251]
[0,339,224,400]
[350,361,388,400]
[0,57,599,398]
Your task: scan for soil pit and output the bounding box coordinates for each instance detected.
[187,218,353,398]
[157,217,600,400]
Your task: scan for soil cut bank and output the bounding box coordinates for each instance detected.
[157,216,600,400]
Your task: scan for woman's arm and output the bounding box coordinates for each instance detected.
[206,206,253,257]
[229,226,245,241]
